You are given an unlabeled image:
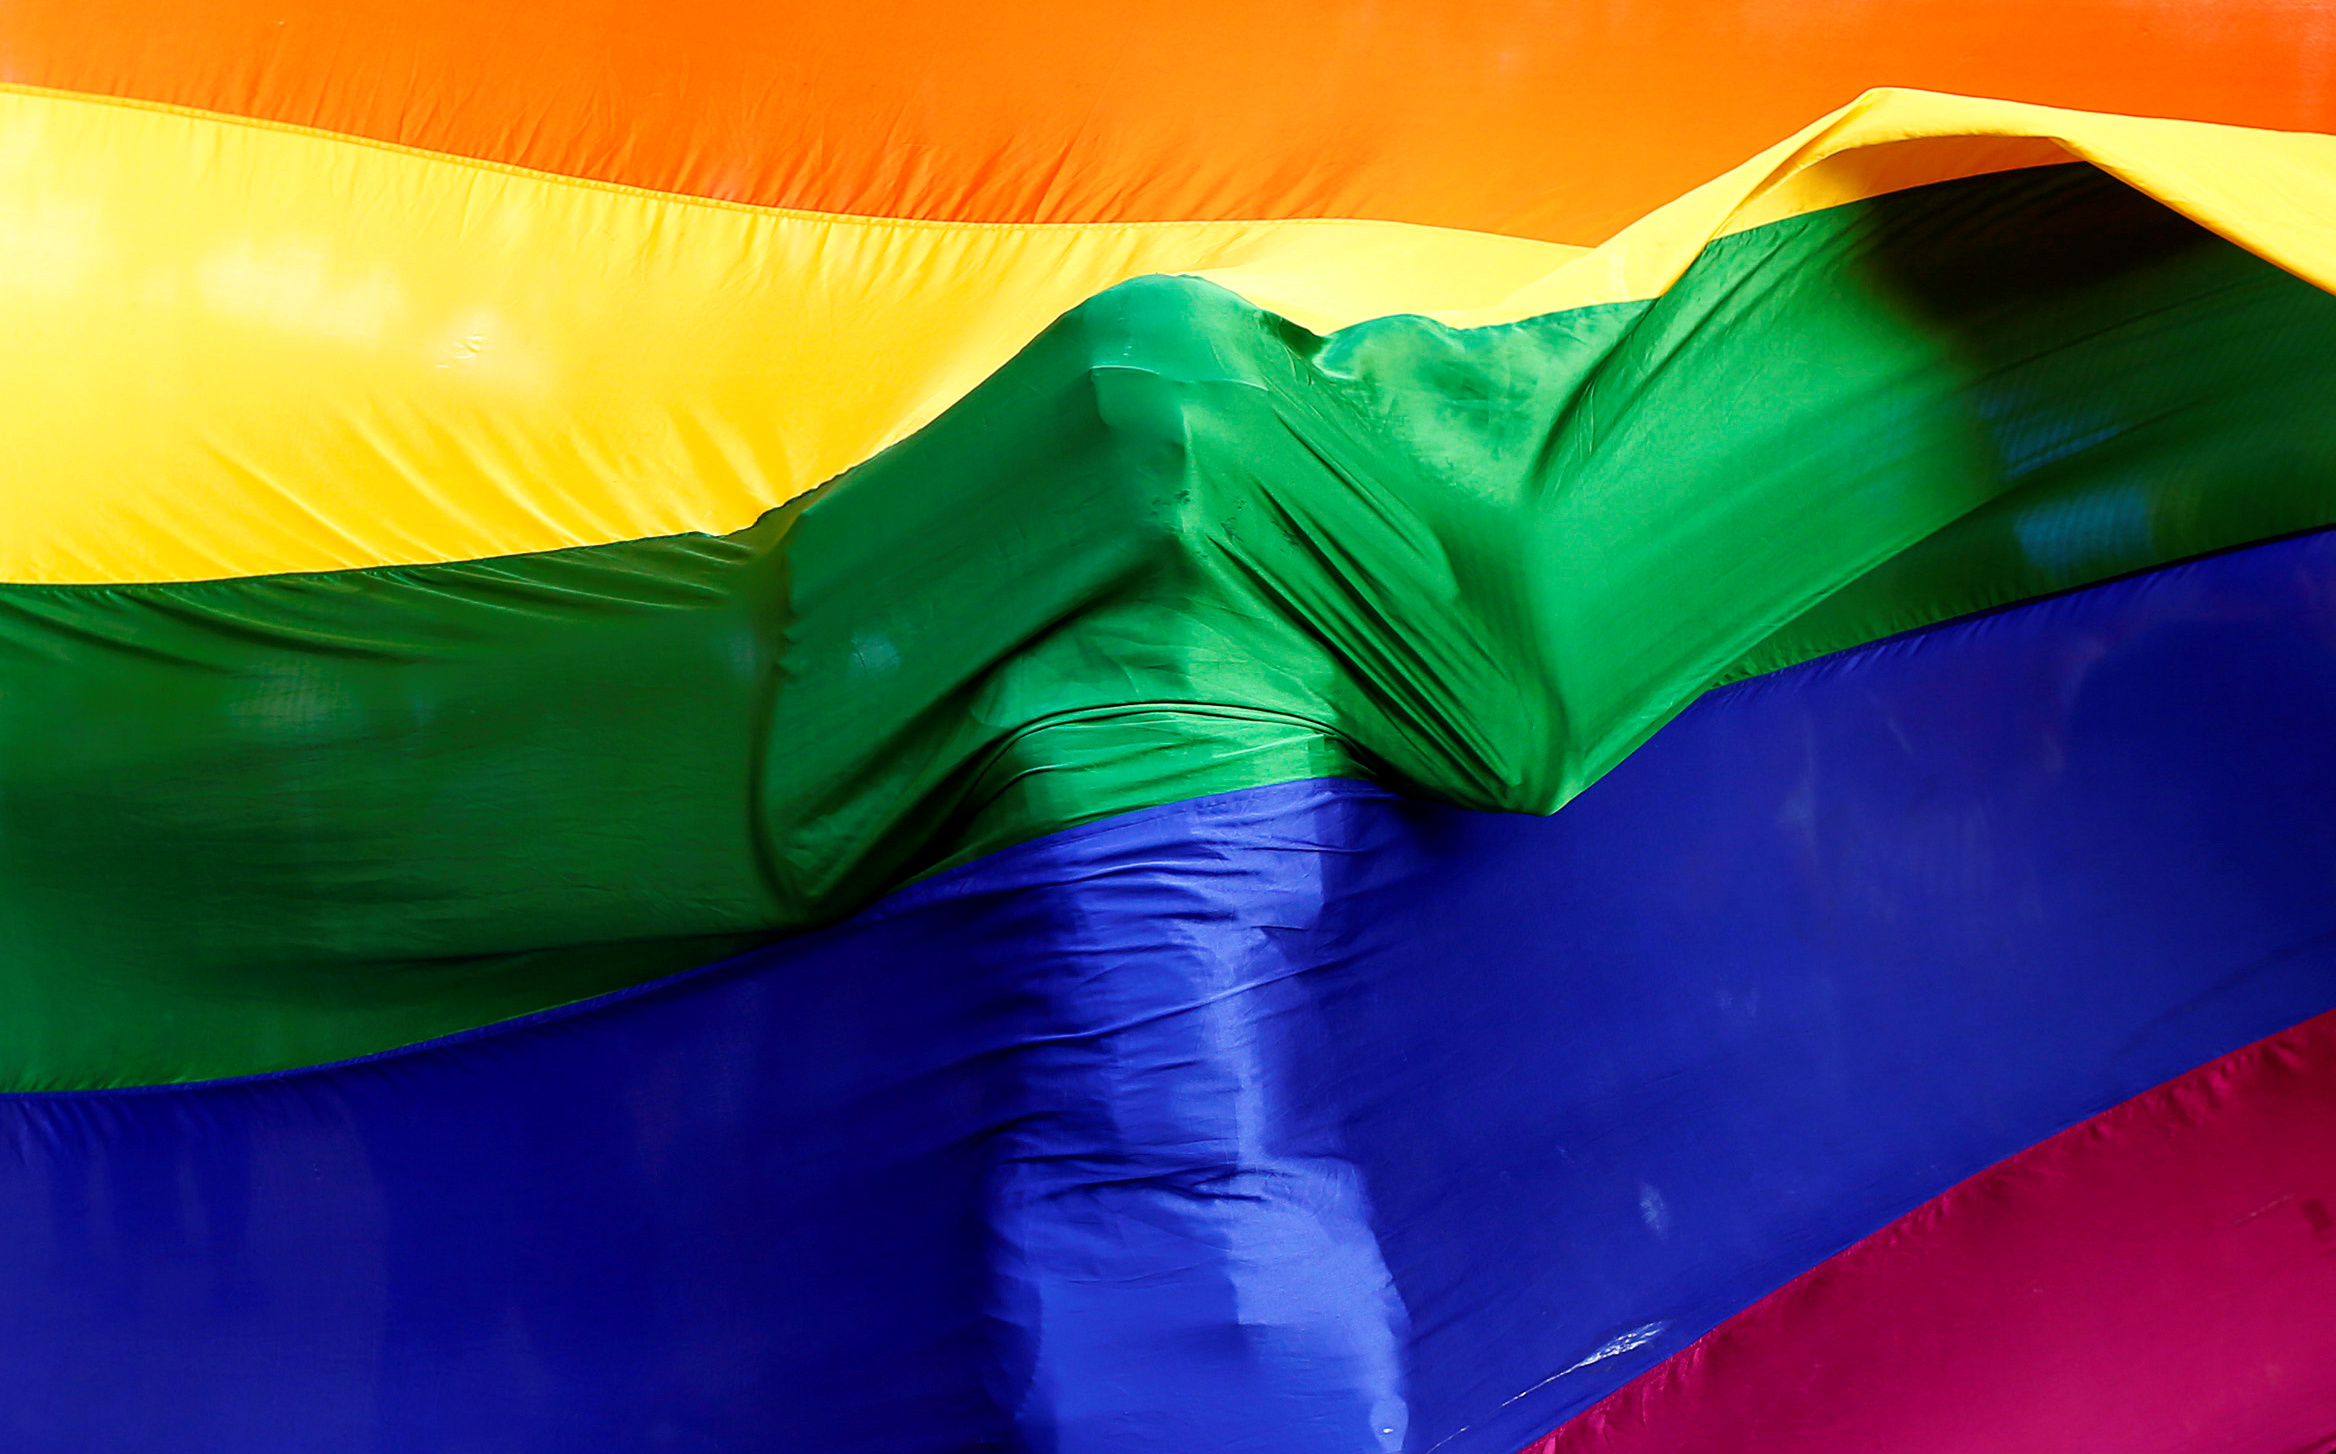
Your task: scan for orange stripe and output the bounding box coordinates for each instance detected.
[2,1,2333,243]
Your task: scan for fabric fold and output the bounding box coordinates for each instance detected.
[7,161,2336,1087]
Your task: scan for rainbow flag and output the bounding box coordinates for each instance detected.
[1,3,2333,1449]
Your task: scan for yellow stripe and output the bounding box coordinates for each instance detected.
[0,83,2332,584]
[0,83,1576,584]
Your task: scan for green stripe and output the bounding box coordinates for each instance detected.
[7,161,2334,1088]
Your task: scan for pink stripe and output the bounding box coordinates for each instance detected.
[1522,1008,2336,1454]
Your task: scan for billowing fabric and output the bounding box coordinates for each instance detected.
[5,526,2336,1451]
[5,85,2336,586]
[9,2,2336,1444]
[12,160,2336,1088]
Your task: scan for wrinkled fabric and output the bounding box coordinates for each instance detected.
[11,86,2336,589]
[5,526,2335,1451]
[8,164,2336,1087]
[5,1,2336,1444]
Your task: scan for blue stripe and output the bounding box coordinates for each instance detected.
[6,530,2336,1452]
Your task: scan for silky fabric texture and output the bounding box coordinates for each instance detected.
[6,526,2336,1451]
[10,162,2336,1088]
[3,0,2334,241]
[1530,1010,2336,1454]
[16,85,2336,587]
[0,82,1571,583]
